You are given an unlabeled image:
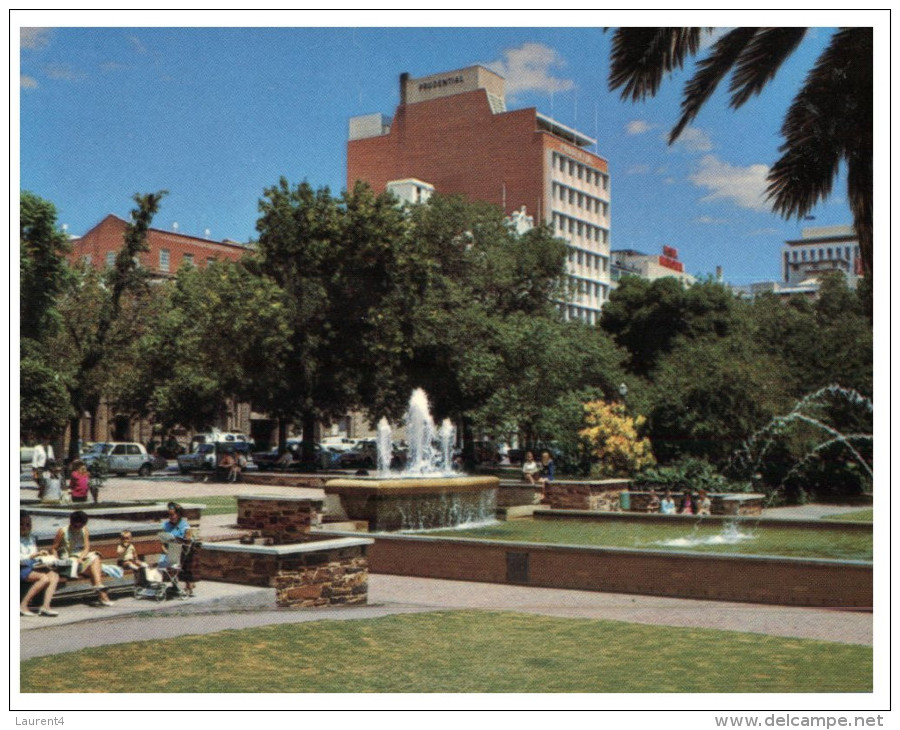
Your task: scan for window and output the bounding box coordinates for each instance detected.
[827,248,833,259]
[127,444,141,455]
[112,445,127,455]
[82,254,92,265]
[577,164,583,180]
[159,249,170,272]
[183,253,195,267]
[568,189,575,204]
[106,251,116,267]
[558,185,565,201]
[568,160,575,175]
[207,257,216,266]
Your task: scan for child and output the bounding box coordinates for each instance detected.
[42,460,62,502]
[69,460,90,503]
[116,531,147,573]
[645,488,661,513]
[697,490,712,516]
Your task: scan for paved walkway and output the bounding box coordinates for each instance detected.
[18,474,873,661]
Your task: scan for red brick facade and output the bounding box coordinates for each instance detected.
[347,89,607,221]
[68,214,249,278]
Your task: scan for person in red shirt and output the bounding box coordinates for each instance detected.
[69,460,90,503]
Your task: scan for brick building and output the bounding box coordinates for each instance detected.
[68,214,250,277]
[64,214,258,450]
[347,65,612,324]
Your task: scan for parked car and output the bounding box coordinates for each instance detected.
[338,440,378,469]
[82,442,155,476]
[254,439,339,470]
[321,436,359,453]
[177,440,255,474]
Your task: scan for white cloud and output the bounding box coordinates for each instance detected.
[21,74,38,89]
[696,215,729,225]
[626,119,655,135]
[21,28,50,50]
[486,43,574,97]
[747,227,781,236]
[626,164,650,175]
[43,63,85,82]
[689,155,771,212]
[672,126,713,152]
[130,35,148,55]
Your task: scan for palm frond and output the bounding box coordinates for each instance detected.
[669,28,757,143]
[609,28,709,101]
[767,27,872,275]
[729,27,807,108]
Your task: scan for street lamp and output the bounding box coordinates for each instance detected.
[618,383,628,402]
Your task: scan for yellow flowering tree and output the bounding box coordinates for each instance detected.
[580,401,656,478]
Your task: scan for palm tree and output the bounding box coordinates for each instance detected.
[608,27,872,276]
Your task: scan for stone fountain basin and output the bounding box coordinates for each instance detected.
[323,475,499,532]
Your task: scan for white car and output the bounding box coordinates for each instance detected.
[321,436,359,453]
[82,442,155,476]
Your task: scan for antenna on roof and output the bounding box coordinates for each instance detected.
[204,228,211,239]
[172,222,179,232]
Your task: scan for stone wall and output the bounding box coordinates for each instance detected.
[237,496,324,543]
[544,480,630,511]
[198,537,373,608]
[275,556,368,608]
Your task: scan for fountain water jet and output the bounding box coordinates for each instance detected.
[324,389,497,531]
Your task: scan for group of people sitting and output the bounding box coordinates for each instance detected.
[645,488,712,516]
[520,450,555,499]
[19,502,196,618]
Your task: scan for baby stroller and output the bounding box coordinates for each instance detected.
[134,533,199,602]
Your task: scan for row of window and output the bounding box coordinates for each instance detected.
[553,212,610,245]
[567,275,608,302]
[552,152,609,191]
[567,248,609,274]
[789,245,859,263]
[86,250,217,271]
[561,303,601,325]
[553,182,609,218]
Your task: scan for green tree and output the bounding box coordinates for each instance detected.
[19,192,73,441]
[251,179,410,464]
[600,276,737,376]
[397,195,570,465]
[51,192,167,458]
[646,334,789,466]
[608,27,872,275]
[111,260,291,432]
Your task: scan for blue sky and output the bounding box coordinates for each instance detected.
[16,11,885,285]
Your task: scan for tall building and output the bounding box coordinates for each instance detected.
[782,225,861,286]
[347,65,612,324]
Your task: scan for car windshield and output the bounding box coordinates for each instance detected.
[87,443,113,455]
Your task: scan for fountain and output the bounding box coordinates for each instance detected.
[324,389,498,531]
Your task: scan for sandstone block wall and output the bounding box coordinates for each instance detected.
[237,497,323,543]
[275,556,368,608]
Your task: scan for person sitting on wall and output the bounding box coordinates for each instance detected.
[521,451,541,485]
[218,451,240,483]
[660,490,676,515]
[538,450,555,501]
[51,510,114,606]
[678,490,695,515]
[68,460,91,503]
[645,488,661,513]
[697,490,712,516]
[20,512,60,617]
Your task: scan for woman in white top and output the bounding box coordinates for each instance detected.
[521,451,540,484]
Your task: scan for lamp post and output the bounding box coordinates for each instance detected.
[618,382,628,402]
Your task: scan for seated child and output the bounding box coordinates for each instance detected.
[116,530,147,572]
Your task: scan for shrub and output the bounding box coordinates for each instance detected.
[579,401,655,478]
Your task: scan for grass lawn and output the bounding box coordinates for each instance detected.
[20,611,871,693]
[822,509,873,522]
[173,494,238,516]
[431,520,872,561]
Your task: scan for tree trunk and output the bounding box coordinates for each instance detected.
[277,419,289,453]
[300,411,318,471]
[461,415,476,472]
[67,415,81,463]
